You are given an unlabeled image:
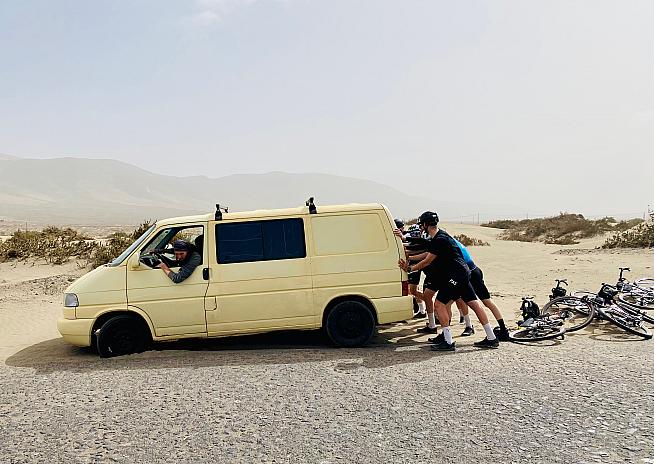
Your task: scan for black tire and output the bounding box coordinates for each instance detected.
[541,296,595,332]
[601,307,653,339]
[618,293,654,311]
[509,323,566,343]
[325,300,375,347]
[96,315,149,358]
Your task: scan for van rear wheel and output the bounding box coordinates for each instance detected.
[325,301,375,347]
[96,315,148,358]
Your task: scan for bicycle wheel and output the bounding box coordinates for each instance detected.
[509,323,566,343]
[601,307,653,339]
[541,296,595,332]
[571,290,597,299]
[615,301,654,325]
[635,278,654,290]
[618,293,654,311]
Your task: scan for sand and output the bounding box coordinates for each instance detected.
[1,224,653,463]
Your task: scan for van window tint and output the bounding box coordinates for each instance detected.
[216,218,306,264]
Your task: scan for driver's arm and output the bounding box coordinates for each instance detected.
[165,253,202,284]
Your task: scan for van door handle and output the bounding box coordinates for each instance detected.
[202,267,210,280]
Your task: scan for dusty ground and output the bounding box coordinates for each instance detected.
[1,224,653,463]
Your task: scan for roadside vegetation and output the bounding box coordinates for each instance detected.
[603,220,654,248]
[482,214,644,245]
[0,222,152,267]
[453,234,490,247]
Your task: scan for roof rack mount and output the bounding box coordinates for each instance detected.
[306,197,317,214]
[215,204,229,221]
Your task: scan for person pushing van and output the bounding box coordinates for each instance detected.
[157,240,202,283]
[398,211,499,351]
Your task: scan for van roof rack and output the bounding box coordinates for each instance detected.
[306,197,317,214]
[215,204,229,221]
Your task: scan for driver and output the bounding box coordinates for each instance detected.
[157,240,202,283]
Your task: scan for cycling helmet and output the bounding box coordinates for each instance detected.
[418,211,439,227]
[394,219,405,229]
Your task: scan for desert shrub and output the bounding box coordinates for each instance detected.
[481,219,518,229]
[0,227,95,264]
[614,218,645,231]
[481,213,638,245]
[0,221,153,267]
[453,234,490,247]
[88,221,153,268]
[603,221,654,248]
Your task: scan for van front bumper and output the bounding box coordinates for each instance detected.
[373,296,414,324]
[57,318,93,347]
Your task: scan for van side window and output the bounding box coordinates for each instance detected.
[141,225,205,264]
[216,218,306,264]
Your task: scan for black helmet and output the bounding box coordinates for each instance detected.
[418,211,439,227]
[394,218,405,229]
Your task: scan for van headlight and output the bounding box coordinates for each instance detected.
[64,293,79,308]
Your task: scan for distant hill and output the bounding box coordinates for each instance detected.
[0,156,476,224]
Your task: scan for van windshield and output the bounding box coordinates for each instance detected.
[107,224,157,267]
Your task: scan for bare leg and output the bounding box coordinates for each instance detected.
[466,299,490,325]
[423,288,437,328]
[410,284,424,303]
[482,298,502,322]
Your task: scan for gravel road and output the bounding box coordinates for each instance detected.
[1,320,653,464]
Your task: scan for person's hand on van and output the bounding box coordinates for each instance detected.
[398,259,409,272]
[393,229,404,239]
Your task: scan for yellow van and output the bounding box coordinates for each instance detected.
[57,201,413,357]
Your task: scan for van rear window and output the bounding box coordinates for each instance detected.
[311,214,388,255]
[216,218,306,264]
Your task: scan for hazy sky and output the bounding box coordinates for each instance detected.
[1,0,653,218]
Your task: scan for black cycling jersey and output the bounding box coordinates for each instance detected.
[423,229,469,277]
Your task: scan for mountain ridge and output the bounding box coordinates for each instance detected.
[0,155,477,224]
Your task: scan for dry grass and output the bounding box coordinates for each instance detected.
[0,222,153,267]
[482,214,644,245]
[603,221,654,248]
[453,234,490,247]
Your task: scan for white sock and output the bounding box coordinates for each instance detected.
[463,314,472,328]
[443,326,453,344]
[418,301,426,313]
[483,323,496,340]
[427,312,437,329]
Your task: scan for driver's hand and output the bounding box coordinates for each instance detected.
[393,229,403,239]
[157,262,168,270]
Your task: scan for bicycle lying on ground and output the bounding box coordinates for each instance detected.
[509,279,653,342]
[612,267,654,311]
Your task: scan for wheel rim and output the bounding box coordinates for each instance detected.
[336,308,366,339]
[108,327,137,355]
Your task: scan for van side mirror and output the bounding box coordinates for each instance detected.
[128,254,142,270]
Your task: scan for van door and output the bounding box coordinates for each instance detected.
[127,224,209,337]
[204,217,315,335]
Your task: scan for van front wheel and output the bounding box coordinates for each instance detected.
[325,301,375,347]
[96,315,148,358]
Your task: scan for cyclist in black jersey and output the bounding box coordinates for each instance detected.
[398,211,499,351]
